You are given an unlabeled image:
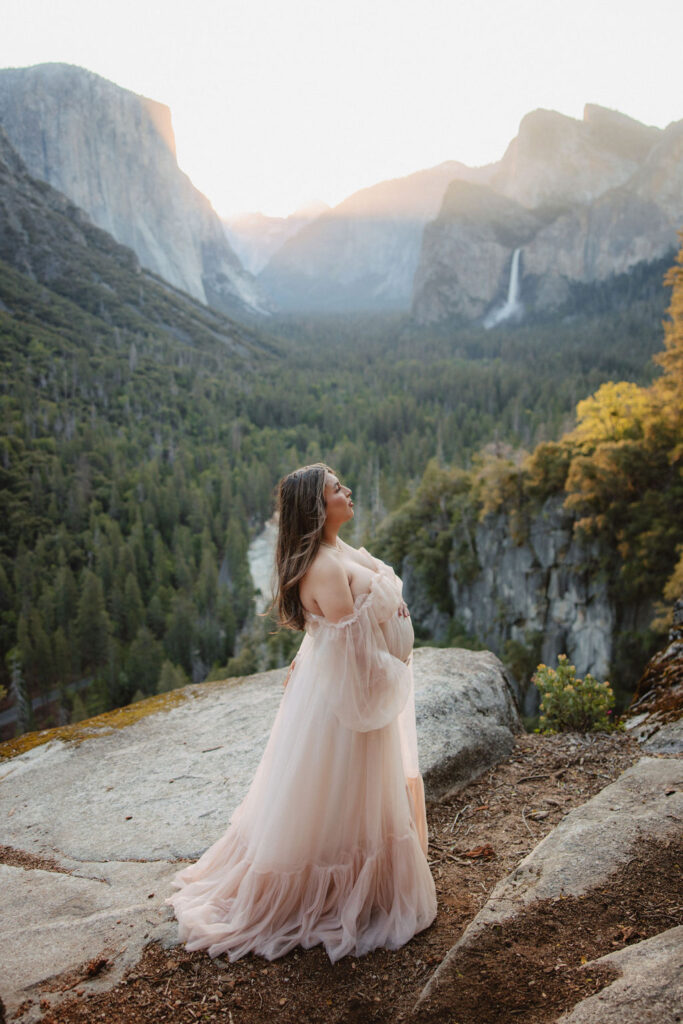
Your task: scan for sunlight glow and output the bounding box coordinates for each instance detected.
[2,0,682,217]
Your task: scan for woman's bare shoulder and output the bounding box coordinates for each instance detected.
[300,547,346,599]
[305,546,347,581]
[300,548,354,621]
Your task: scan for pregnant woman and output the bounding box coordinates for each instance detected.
[166,463,436,962]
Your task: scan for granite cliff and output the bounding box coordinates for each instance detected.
[412,105,683,325]
[394,495,655,714]
[0,63,265,318]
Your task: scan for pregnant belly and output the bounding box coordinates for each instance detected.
[380,611,414,664]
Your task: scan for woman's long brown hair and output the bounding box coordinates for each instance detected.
[271,462,333,631]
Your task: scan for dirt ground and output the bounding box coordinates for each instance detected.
[15,731,682,1024]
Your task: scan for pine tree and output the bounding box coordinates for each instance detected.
[53,627,71,686]
[70,692,88,723]
[29,609,52,693]
[196,543,218,613]
[147,591,167,639]
[85,676,111,718]
[156,659,189,693]
[126,625,163,695]
[123,573,145,643]
[163,595,196,673]
[655,230,683,400]
[76,570,111,670]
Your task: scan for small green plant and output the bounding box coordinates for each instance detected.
[533,654,618,733]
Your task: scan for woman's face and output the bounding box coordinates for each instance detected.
[323,471,353,526]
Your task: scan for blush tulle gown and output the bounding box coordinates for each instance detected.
[165,548,436,962]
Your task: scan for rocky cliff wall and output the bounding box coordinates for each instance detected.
[0,63,264,317]
[400,496,654,713]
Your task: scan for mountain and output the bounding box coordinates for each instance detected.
[412,105,682,325]
[223,201,330,275]
[490,104,661,208]
[0,63,266,318]
[411,180,546,324]
[0,123,282,714]
[0,125,270,359]
[258,161,499,312]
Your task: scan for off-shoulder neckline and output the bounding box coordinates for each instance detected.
[303,548,382,628]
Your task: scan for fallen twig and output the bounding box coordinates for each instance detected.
[449,804,470,832]
[521,806,536,837]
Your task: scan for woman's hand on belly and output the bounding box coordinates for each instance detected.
[380,609,414,663]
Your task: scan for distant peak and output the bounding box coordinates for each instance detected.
[583,103,651,131]
[291,199,330,218]
[519,107,577,128]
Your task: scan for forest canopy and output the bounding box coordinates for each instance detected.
[0,233,678,735]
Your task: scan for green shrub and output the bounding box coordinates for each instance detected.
[533,654,618,733]
[502,630,543,688]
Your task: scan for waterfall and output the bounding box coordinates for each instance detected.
[484,248,523,328]
[506,247,521,307]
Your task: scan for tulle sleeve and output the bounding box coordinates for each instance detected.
[305,573,412,733]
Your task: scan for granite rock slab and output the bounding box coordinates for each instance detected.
[415,756,682,1014]
[556,926,683,1024]
[0,647,519,1020]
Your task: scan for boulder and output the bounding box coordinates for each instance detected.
[0,647,519,1019]
[638,718,683,754]
[412,647,521,798]
[556,926,683,1024]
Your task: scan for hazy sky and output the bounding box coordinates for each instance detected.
[2,0,682,217]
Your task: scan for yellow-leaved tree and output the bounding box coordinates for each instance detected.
[523,230,683,616]
[653,230,683,451]
[651,231,683,627]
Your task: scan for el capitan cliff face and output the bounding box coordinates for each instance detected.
[0,63,265,317]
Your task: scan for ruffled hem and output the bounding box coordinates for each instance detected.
[165,827,436,963]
